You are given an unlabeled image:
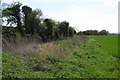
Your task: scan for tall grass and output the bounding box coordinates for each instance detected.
[2,35,119,78]
[2,37,73,63]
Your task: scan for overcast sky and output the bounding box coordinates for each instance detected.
[2,0,119,33]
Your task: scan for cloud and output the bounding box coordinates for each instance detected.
[21,3,33,8]
[47,5,118,33]
[103,1,118,8]
[1,0,118,33]
[2,0,119,4]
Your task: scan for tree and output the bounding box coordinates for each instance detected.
[92,30,98,35]
[77,30,109,35]
[22,7,43,38]
[22,5,32,34]
[2,2,76,42]
[43,18,55,39]
[25,9,44,41]
[54,21,60,39]
[99,30,109,35]
[2,2,23,36]
[29,9,43,36]
[68,27,76,37]
[58,21,69,38]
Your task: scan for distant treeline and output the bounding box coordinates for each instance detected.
[77,30,109,35]
[2,2,109,42]
[2,2,76,42]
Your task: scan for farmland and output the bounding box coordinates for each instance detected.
[2,35,119,78]
[1,1,119,79]
[89,35,119,57]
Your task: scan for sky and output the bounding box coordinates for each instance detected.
[1,0,119,33]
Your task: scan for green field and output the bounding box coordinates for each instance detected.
[2,35,119,78]
[89,35,119,57]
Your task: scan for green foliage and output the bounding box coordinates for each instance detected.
[69,27,76,37]
[2,1,118,79]
[2,53,56,78]
[2,53,31,78]
[2,2,76,42]
[99,30,109,35]
[2,2,23,36]
[77,30,109,35]
[43,18,55,39]
[2,36,119,78]
[89,35,119,56]
[22,5,32,35]
[58,21,69,38]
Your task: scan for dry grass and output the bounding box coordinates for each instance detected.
[2,35,88,72]
[37,42,71,58]
[2,35,88,63]
[2,38,72,63]
[67,35,88,45]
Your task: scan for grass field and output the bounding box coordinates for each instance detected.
[89,35,119,57]
[2,35,119,78]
